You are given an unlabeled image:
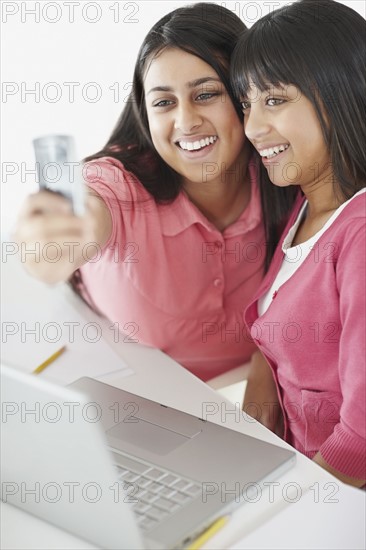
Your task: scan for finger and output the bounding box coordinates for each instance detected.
[14,214,86,243]
[18,191,73,219]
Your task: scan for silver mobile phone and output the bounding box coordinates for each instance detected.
[33,135,85,216]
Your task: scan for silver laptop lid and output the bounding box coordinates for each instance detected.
[1,365,143,550]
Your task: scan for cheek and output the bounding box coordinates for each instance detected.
[213,98,242,135]
[146,115,158,140]
[230,122,246,153]
[225,111,245,143]
[233,119,246,139]
[292,107,323,147]
[146,109,164,139]
[227,107,243,131]
[146,120,167,154]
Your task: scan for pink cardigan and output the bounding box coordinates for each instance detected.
[245,192,366,479]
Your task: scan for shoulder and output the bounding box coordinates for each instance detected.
[83,156,153,203]
[331,191,366,242]
[339,189,366,218]
[321,192,366,277]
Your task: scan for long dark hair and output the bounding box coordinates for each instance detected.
[86,2,296,244]
[231,0,366,201]
[85,3,246,199]
[71,3,297,307]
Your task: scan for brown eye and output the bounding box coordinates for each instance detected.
[196,92,219,101]
[266,98,285,107]
[153,99,174,108]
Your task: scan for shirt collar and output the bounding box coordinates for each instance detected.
[159,160,262,237]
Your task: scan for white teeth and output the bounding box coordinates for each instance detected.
[178,136,217,151]
[259,144,289,158]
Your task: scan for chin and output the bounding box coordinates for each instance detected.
[272,180,294,188]
[265,169,294,189]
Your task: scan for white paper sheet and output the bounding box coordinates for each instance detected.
[1,253,135,383]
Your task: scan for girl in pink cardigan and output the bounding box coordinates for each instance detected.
[231,0,366,487]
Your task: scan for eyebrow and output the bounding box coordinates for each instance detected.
[146,76,222,96]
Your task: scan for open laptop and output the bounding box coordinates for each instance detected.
[1,365,296,549]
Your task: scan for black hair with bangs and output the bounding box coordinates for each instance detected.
[231,0,366,200]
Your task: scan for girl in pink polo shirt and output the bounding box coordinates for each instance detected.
[15,4,296,383]
[231,0,366,486]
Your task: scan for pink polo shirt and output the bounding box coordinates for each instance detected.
[80,157,266,381]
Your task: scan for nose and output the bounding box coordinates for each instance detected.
[174,101,202,133]
[244,105,271,143]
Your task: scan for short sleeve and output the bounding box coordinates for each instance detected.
[83,156,152,251]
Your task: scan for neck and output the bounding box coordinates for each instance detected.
[183,146,252,231]
[301,174,344,219]
[292,175,344,246]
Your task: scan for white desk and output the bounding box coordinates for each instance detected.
[1,254,365,549]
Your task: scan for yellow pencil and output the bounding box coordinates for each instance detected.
[187,516,229,550]
[32,345,66,375]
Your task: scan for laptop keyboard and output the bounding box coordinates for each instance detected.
[112,451,202,532]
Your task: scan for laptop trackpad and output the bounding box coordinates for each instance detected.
[106,419,190,456]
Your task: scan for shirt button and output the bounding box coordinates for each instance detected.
[213,278,222,287]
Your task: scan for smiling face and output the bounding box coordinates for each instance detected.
[242,83,333,191]
[144,48,246,188]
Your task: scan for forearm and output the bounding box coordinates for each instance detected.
[243,350,282,433]
[313,452,365,488]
